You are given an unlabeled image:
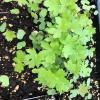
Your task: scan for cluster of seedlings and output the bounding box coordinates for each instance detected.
[0,0,99,99]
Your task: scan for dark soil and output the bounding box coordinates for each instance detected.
[0,1,100,100]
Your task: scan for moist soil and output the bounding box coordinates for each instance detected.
[0,1,100,100]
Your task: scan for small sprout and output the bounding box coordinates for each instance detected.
[0,75,9,87]
[87,93,92,99]
[17,29,26,39]
[13,50,26,73]
[39,21,46,30]
[3,30,16,41]
[0,22,7,32]
[39,9,47,17]
[17,41,26,49]
[47,89,56,95]
[78,83,89,97]
[10,8,20,14]
[94,10,98,15]
[70,90,78,98]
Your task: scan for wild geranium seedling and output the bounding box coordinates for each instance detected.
[32,68,72,93]
[13,50,26,73]
[78,83,89,97]
[3,29,16,41]
[24,48,42,68]
[29,31,43,49]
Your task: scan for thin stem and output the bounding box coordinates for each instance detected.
[23,95,47,100]
[0,12,9,14]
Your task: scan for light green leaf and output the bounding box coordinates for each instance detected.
[17,41,26,49]
[87,93,92,99]
[78,83,89,97]
[13,50,26,73]
[80,63,92,77]
[41,41,50,49]
[46,27,62,38]
[65,60,81,75]
[15,62,24,73]
[39,21,46,30]
[16,0,28,6]
[3,30,16,41]
[28,2,38,11]
[0,75,9,87]
[70,90,78,98]
[24,48,38,68]
[94,10,98,15]
[17,29,26,39]
[39,9,47,17]
[62,44,73,59]
[47,89,56,95]
[33,68,70,93]
[0,22,7,32]
[10,8,20,14]
[44,0,61,16]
